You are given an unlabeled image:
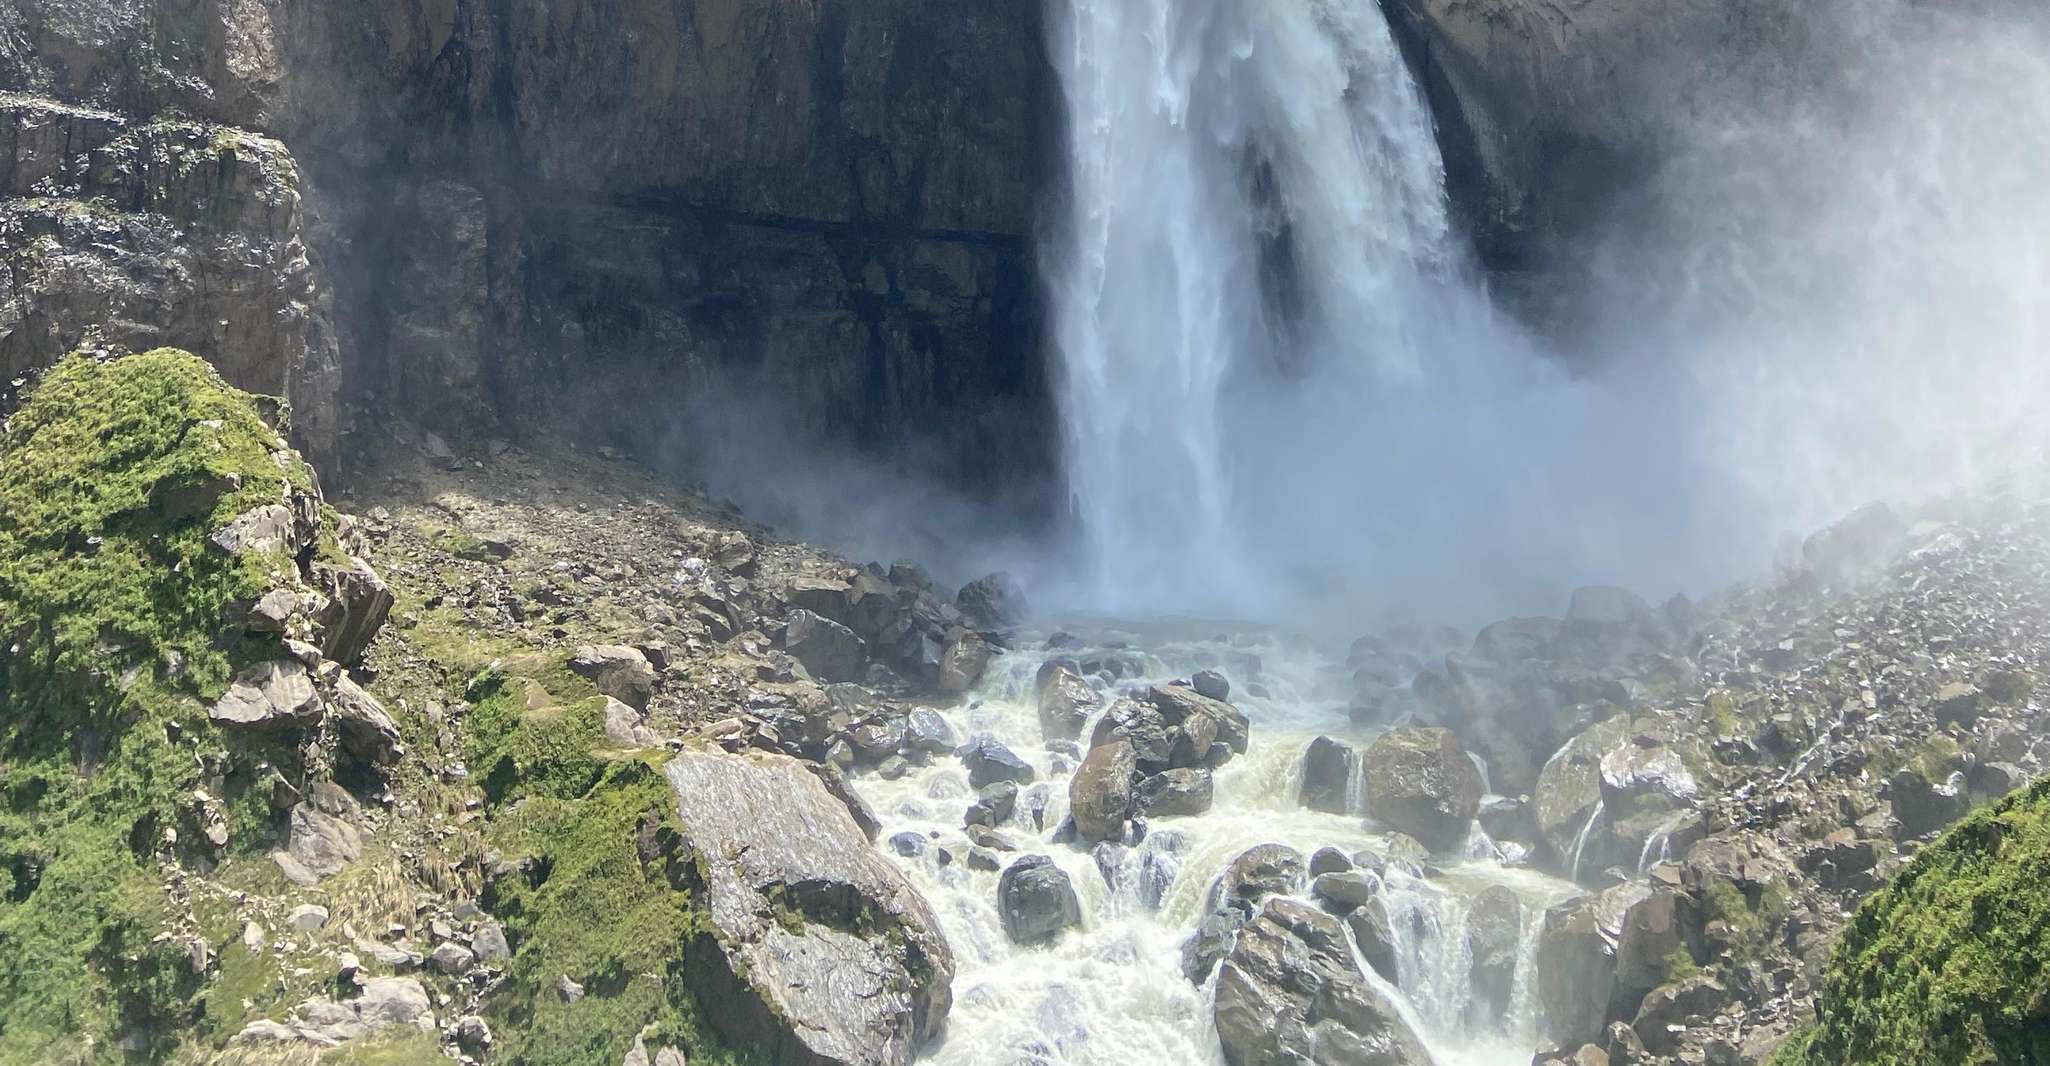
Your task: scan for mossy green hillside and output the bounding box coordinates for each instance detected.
[463,672,761,1066]
[1776,776,2050,1065]
[0,351,311,1063]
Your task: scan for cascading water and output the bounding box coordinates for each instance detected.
[1043,0,1475,616]
[855,627,1578,1066]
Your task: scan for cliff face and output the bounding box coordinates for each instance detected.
[0,0,1055,494]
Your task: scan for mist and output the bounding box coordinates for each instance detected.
[663,0,2050,636]
[1024,0,2050,630]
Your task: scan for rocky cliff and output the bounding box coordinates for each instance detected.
[0,0,1056,495]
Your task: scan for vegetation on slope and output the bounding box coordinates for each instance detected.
[0,351,311,1063]
[1777,775,2050,1065]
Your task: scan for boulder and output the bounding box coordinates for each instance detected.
[937,630,990,694]
[1466,886,1523,1021]
[569,644,658,709]
[209,659,324,729]
[1069,738,1138,842]
[965,781,1019,828]
[1035,663,1098,742]
[1631,975,1727,1055]
[1311,871,1380,913]
[663,749,953,1066]
[1346,900,1401,985]
[1536,882,1652,1049]
[1193,670,1231,701]
[1145,685,1251,756]
[1362,727,1485,853]
[329,675,404,765]
[959,734,1036,789]
[784,610,867,684]
[279,803,361,883]
[1300,736,1356,815]
[311,558,394,666]
[956,572,1025,630]
[1136,768,1214,818]
[1473,617,1562,663]
[1214,898,1436,1066]
[1566,587,1653,630]
[1535,715,1633,867]
[997,855,1082,946]
[1215,844,1306,908]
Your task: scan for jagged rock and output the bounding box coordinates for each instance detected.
[1213,898,1436,1066]
[1466,886,1523,1021]
[471,922,511,962]
[1931,681,1984,726]
[1362,727,1485,853]
[1346,900,1400,985]
[1136,767,1214,818]
[1035,662,1098,742]
[1183,902,1253,983]
[1632,976,1727,1055]
[959,734,1036,789]
[1890,760,1970,839]
[329,675,403,765]
[1598,741,1698,813]
[904,708,957,755]
[808,761,883,842]
[956,573,1025,630]
[1216,844,1305,908]
[997,854,1082,946]
[937,630,990,693]
[1478,795,1539,848]
[1300,735,1356,815]
[354,977,435,1030]
[600,696,660,750]
[1537,882,1653,1049]
[429,942,476,974]
[456,1015,493,1052]
[1536,715,1634,869]
[788,576,854,622]
[277,803,361,884]
[1069,738,1137,842]
[1144,685,1251,757]
[965,781,1019,828]
[312,559,394,666]
[209,659,324,729]
[662,749,952,1066]
[210,504,306,557]
[784,610,868,684]
[570,644,658,709]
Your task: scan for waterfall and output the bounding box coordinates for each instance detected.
[1044,0,1471,614]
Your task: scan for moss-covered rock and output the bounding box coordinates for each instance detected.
[1776,776,2050,1065]
[0,350,359,1063]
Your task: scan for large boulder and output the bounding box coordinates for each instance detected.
[1069,738,1138,842]
[1035,662,1098,742]
[1214,898,1437,1066]
[1362,727,1485,853]
[785,610,868,684]
[1535,715,1633,870]
[955,572,1025,630]
[663,750,953,1066]
[1535,882,1653,1049]
[1300,735,1356,815]
[997,855,1082,946]
[569,644,658,710]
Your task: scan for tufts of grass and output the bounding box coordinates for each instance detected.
[1778,776,2050,1065]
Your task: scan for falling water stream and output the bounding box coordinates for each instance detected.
[854,626,1580,1065]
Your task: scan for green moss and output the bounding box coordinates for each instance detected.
[1779,776,2050,1065]
[480,759,764,1066]
[1706,691,1744,737]
[463,671,617,808]
[0,351,310,1063]
[1663,946,1702,984]
[429,528,496,563]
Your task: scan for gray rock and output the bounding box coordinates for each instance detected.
[1537,882,1653,1048]
[1535,715,1634,867]
[1216,844,1305,908]
[1310,871,1380,913]
[210,659,324,729]
[662,749,953,1066]
[1300,735,1356,815]
[312,558,395,666]
[281,803,362,882]
[570,644,658,709]
[997,854,1082,946]
[904,709,957,755]
[1214,898,1435,1066]
[956,573,1025,630]
[959,734,1035,789]
[456,1014,493,1051]
[938,630,991,694]
[354,976,435,1030]
[601,696,659,749]
[1069,738,1137,842]
[1193,670,1231,701]
[287,904,330,933]
[808,761,883,843]
[1362,727,1486,853]
[785,610,867,683]
[429,942,476,974]
[329,675,404,765]
[1346,900,1400,985]
[1309,847,1353,876]
[1035,662,1099,742]
[1136,767,1215,818]
[965,781,1019,828]
[1466,886,1523,1022]
[1566,586,1653,629]
[471,922,511,962]
[1183,903,1253,983]
[556,974,585,1003]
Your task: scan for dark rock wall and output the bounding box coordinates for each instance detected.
[0,0,1056,496]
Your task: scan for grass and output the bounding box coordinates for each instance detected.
[1776,775,2050,1065]
[0,350,322,1062]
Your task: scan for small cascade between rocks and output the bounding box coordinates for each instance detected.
[851,626,1579,1066]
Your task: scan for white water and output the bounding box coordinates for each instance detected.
[856,625,1578,1065]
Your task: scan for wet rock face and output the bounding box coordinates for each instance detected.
[1300,735,1357,815]
[1362,726,1486,853]
[997,854,1082,947]
[663,750,953,1066]
[1213,898,1437,1066]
